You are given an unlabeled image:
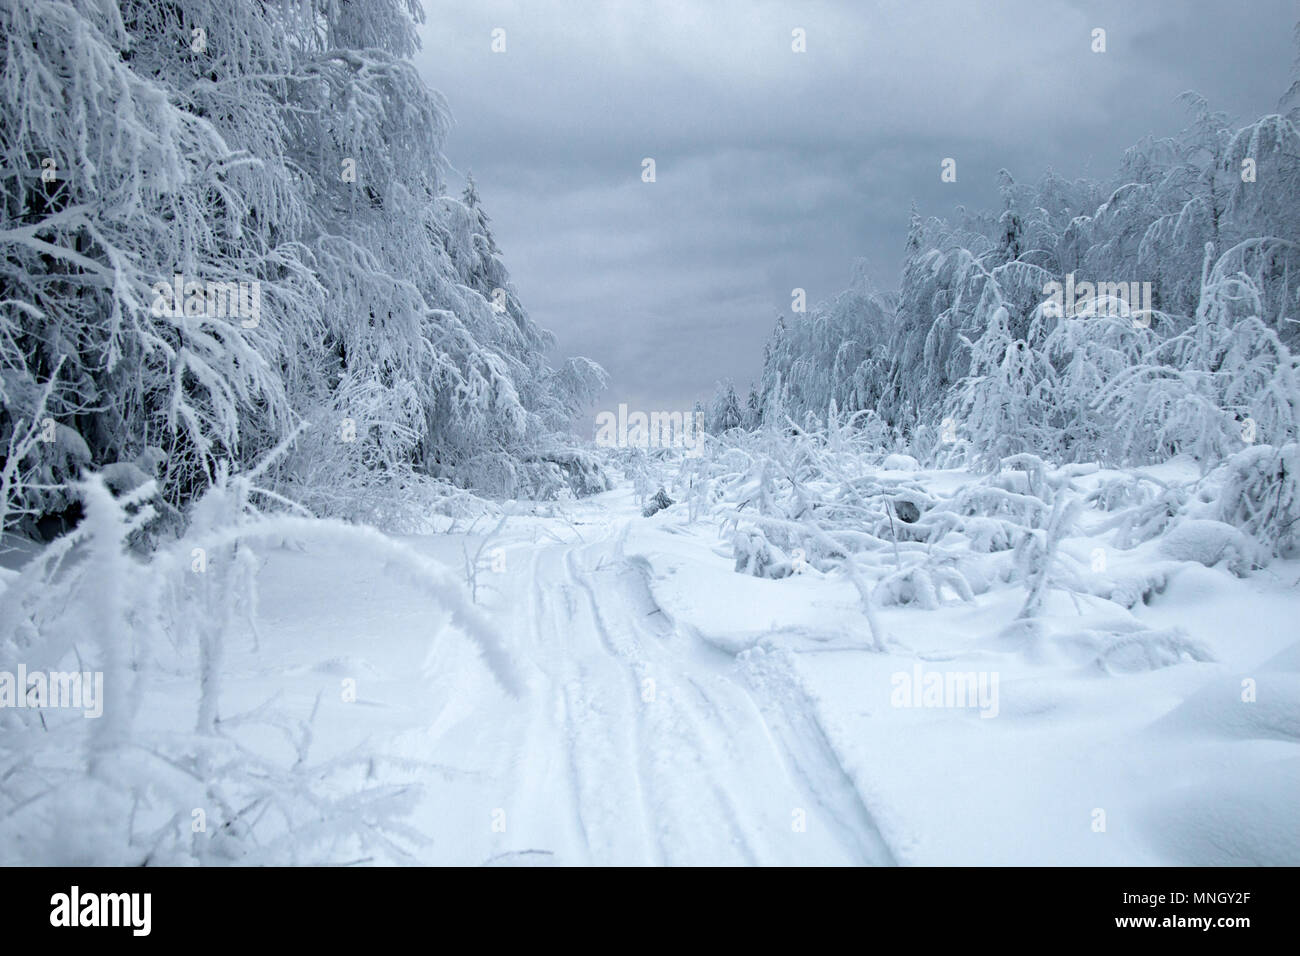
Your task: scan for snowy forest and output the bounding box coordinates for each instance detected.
[2,0,1298,868]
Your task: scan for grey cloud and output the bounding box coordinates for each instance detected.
[417,0,1296,413]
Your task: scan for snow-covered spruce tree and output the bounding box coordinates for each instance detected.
[708,379,744,434]
[460,172,499,258]
[743,383,762,430]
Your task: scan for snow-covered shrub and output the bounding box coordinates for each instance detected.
[1014,494,1084,620]
[1211,442,1300,557]
[1093,480,1189,550]
[873,563,973,609]
[528,446,613,499]
[732,527,794,579]
[1157,519,1264,575]
[642,488,675,518]
[1097,243,1300,467]
[1045,625,1213,674]
[882,453,920,471]
[1089,473,1163,512]
[616,447,667,510]
[271,381,457,531]
[954,301,1060,473]
[0,446,520,865]
[0,358,95,538]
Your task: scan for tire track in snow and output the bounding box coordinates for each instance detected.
[613,546,897,866]
[507,528,896,865]
[526,542,659,863]
[734,644,899,867]
[566,545,759,865]
[505,546,591,862]
[567,538,892,865]
[562,547,668,865]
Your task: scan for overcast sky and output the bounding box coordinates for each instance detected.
[415,0,1297,416]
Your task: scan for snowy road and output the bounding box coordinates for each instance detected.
[219,481,1300,867]
[490,524,896,866]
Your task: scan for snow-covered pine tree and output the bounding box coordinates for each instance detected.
[709,380,744,433]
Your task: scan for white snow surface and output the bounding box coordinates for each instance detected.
[4,470,1297,866]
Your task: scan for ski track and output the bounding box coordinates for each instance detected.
[496,522,897,866]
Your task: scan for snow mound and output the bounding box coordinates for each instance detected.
[1153,641,1300,742]
[882,453,920,471]
[1156,518,1261,574]
[994,618,1213,673]
[1140,757,1300,865]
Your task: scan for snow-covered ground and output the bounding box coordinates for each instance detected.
[94,469,1294,867]
[6,0,1297,876]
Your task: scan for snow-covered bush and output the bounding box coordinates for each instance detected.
[1157,518,1264,575]
[642,488,675,518]
[0,446,521,865]
[1210,442,1300,557]
[873,562,973,609]
[526,446,614,500]
[732,527,794,578]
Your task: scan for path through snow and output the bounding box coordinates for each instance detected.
[484,522,895,865]
[219,480,1299,866]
